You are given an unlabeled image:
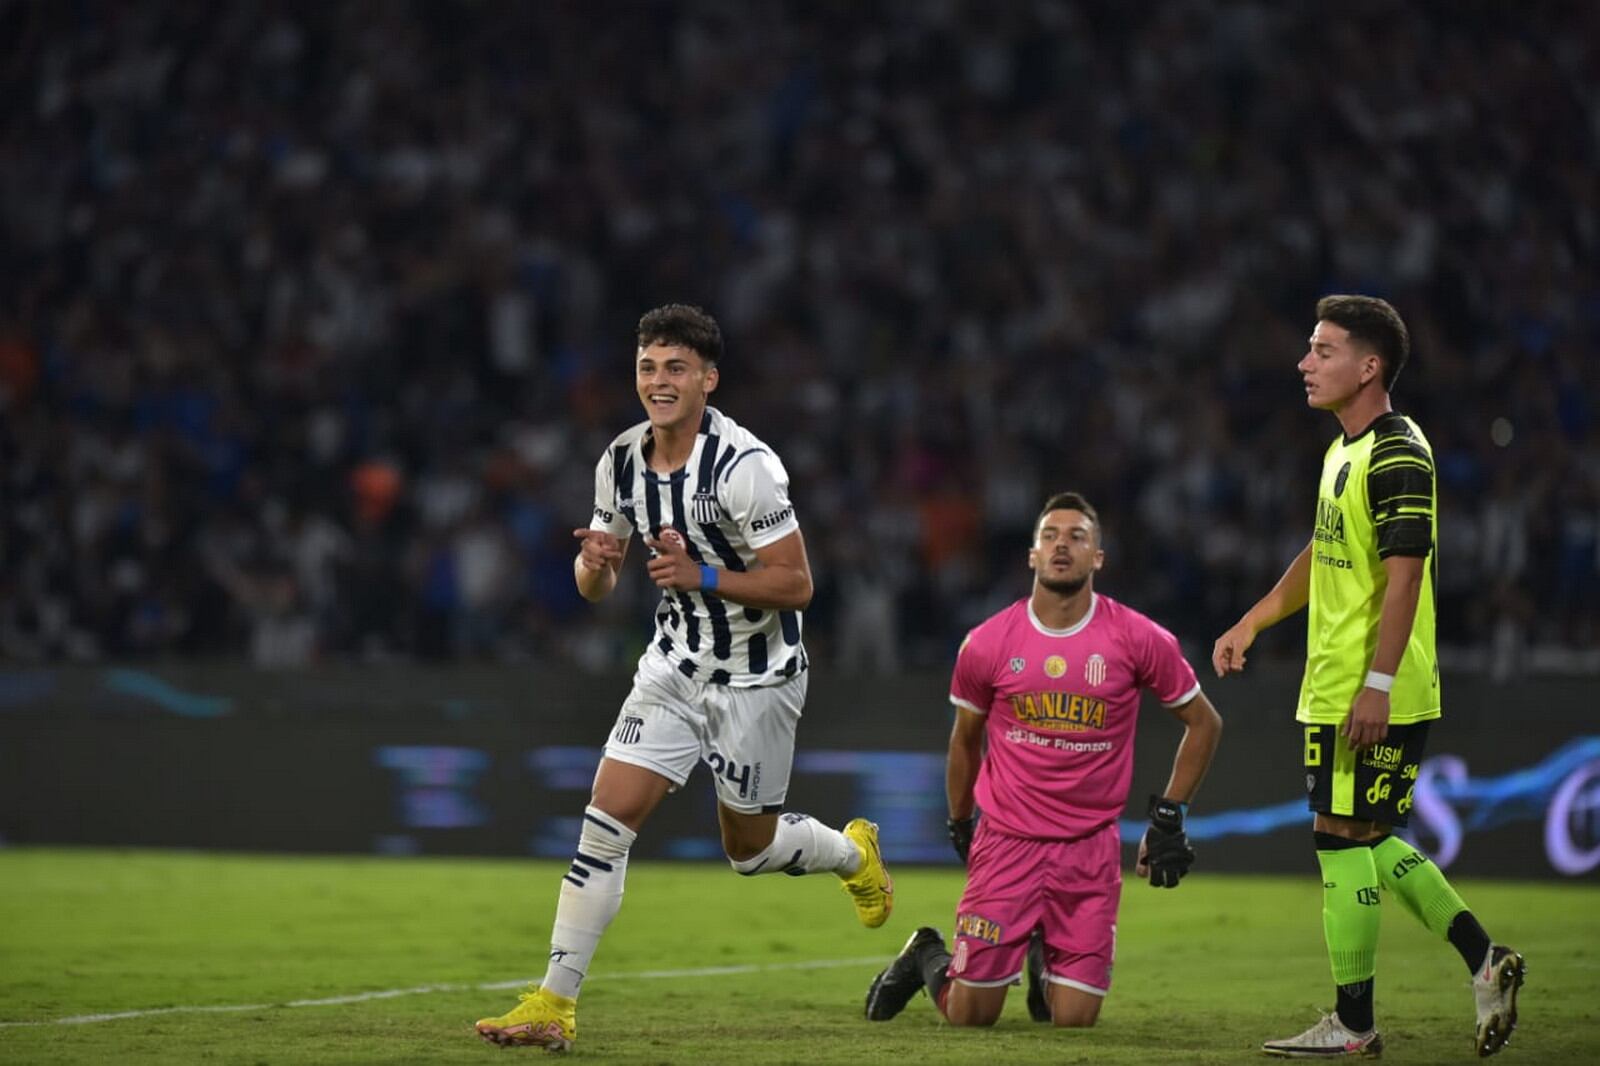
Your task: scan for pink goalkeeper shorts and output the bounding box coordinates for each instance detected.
[947,818,1121,996]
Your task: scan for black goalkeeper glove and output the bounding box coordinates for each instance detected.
[1141,795,1195,888]
[947,815,976,864]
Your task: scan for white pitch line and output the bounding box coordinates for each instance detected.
[0,956,887,1028]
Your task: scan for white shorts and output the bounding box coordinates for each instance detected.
[602,651,806,814]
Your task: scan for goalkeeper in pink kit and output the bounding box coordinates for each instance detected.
[866,492,1223,1027]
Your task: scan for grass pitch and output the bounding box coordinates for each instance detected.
[1,848,1596,1064]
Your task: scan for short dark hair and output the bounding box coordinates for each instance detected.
[1035,491,1100,542]
[1315,294,1410,391]
[636,304,723,364]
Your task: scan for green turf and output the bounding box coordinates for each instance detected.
[1,848,1596,1064]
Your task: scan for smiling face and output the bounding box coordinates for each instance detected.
[1298,320,1380,412]
[636,342,718,434]
[1029,508,1104,596]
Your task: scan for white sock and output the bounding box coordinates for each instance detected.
[543,806,635,999]
[728,812,860,877]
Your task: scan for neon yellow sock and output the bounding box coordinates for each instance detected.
[1317,844,1380,986]
[1371,835,1468,938]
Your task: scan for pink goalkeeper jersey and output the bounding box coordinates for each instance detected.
[950,594,1202,841]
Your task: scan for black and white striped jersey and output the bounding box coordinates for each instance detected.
[589,406,807,687]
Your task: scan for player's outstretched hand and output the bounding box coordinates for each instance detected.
[1137,795,1195,888]
[644,527,699,591]
[572,528,623,572]
[947,815,975,864]
[1211,620,1257,677]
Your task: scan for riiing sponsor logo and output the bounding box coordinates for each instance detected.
[956,912,1002,945]
[751,505,794,532]
[593,505,614,523]
[1314,499,1346,545]
[1007,690,1106,732]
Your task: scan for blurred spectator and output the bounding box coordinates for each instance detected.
[1,1,1595,674]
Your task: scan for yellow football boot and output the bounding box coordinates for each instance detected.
[839,817,894,928]
[474,985,576,1051]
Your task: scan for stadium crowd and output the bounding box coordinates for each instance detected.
[2,1,1596,674]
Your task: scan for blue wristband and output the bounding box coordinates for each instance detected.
[699,564,719,592]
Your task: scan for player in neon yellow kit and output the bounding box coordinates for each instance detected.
[1213,296,1524,1059]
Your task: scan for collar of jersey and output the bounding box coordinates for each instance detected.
[1341,410,1402,445]
[1026,593,1098,637]
[639,429,699,482]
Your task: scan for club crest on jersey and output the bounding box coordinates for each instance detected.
[691,489,722,525]
[1009,657,1026,674]
[1085,653,1107,687]
[1044,655,1067,678]
[1333,461,1351,498]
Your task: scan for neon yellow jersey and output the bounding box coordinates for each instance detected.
[1297,412,1441,725]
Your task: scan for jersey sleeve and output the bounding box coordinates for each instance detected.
[589,448,635,539]
[1367,425,1435,559]
[1133,615,1202,707]
[721,447,799,549]
[949,629,996,716]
